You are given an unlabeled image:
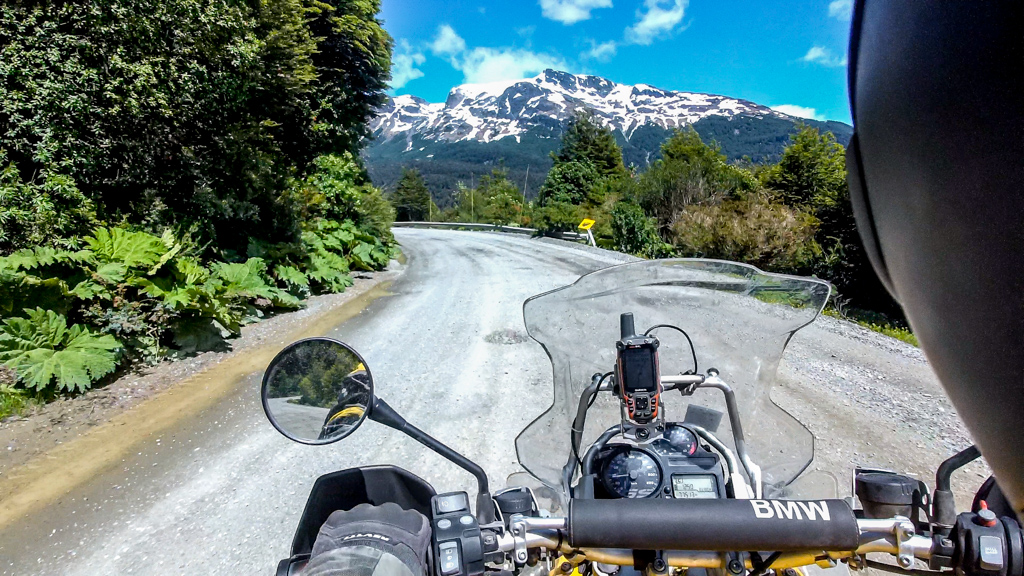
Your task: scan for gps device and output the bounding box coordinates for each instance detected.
[616,313,661,424]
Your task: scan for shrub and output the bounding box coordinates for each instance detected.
[612,202,671,259]
[537,160,600,206]
[634,129,756,233]
[671,193,819,272]
[0,153,98,253]
[531,201,584,233]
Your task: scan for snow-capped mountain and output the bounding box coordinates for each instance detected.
[363,69,851,199]
[371,69,789,147]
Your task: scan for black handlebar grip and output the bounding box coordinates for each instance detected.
[569,498,860,552]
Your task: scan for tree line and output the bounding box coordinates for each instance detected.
[391,111,899,324]
[0,0,397,414]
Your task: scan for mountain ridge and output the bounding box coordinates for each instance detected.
[362,69,852,203]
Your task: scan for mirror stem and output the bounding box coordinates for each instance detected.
[369,398,496,524]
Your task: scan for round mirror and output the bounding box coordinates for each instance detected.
[261,338,373,445]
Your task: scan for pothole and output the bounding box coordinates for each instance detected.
[484,329,529,345]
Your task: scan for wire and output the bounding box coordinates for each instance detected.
[644,324,698,375]
[748,551,781,576]
[572,372,613,470]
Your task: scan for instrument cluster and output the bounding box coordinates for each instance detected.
[594,425,726,499]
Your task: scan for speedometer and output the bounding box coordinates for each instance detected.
[602,450,661,498]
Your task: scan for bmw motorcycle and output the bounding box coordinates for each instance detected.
[261,260,1022,576]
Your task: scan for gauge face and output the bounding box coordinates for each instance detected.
[602,450,661,498]
[665,425,698,455]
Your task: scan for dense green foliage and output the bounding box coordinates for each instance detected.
[634,128,756,231]
[435,168,525,226]
[554,111,628,178]
[391,168,437,221]
[408,117,900,334]
[529,115,626,234]
[611,202,669,259]
[758,127,884,309]
[0,159,397,403]
[477,170,524,225]
[0,0,392,253]
[0,0,397,415]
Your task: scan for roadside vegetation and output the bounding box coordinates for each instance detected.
[0,0,397,418]
[394,111,914,344]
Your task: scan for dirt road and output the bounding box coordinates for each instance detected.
[0,229,984,574]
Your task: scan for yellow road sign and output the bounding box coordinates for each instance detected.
[578,218,595,230]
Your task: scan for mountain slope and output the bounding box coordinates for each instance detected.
[362,70,851,203]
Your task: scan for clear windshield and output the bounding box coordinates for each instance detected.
[516,259,830,501]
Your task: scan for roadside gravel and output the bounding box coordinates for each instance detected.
[0,269,401,478]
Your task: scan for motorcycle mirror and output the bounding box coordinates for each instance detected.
[261,337,373,445]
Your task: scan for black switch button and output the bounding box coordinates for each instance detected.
[435,493,468,515]
[438,541,461,576]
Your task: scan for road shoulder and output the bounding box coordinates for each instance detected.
[0,267,401,525]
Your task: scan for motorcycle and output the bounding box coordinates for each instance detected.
[260,260,1022,576]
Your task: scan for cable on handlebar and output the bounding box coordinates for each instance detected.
[571,371,613,469]
[749,551,782,576]
[644,324,698,374]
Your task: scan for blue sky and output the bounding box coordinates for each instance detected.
[380,0,854,124]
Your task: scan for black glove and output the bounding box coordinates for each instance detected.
[304,503,431,576]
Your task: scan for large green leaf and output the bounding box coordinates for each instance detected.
[0,246,84,272]
[349,242,376,271]
[0,308,121,392]
[208,258,301,309]
[0,272,70,317]
[84,228,167,270]
[210,258,274,299]
[274,265,309,289]
[68,279,110,301]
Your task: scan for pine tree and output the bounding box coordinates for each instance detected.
[391,168,434,221]
[555,110,628,178]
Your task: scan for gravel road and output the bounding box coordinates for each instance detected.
[0,229,984,574]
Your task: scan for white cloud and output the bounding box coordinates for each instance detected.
[583,40,618,61]
[625,0,689,45]
[427,25,567,85]
[801,45,847,67]
[828,0,852,20]
[430,25,466,56]
[539,0,613,25]
[458,47,567,84]
[772,104,824,120]
[390,40,425,89]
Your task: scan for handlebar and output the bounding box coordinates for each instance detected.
[495,501,935,570]
[568,498,860,551]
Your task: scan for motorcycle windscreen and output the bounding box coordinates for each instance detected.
[517,259,830,501]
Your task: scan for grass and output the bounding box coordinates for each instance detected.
[0,386,37,421]
[823,308,919,347]
[0,365,38,420]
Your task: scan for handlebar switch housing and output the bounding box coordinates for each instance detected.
[948,511,1024,576]
[431,492,485,576]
